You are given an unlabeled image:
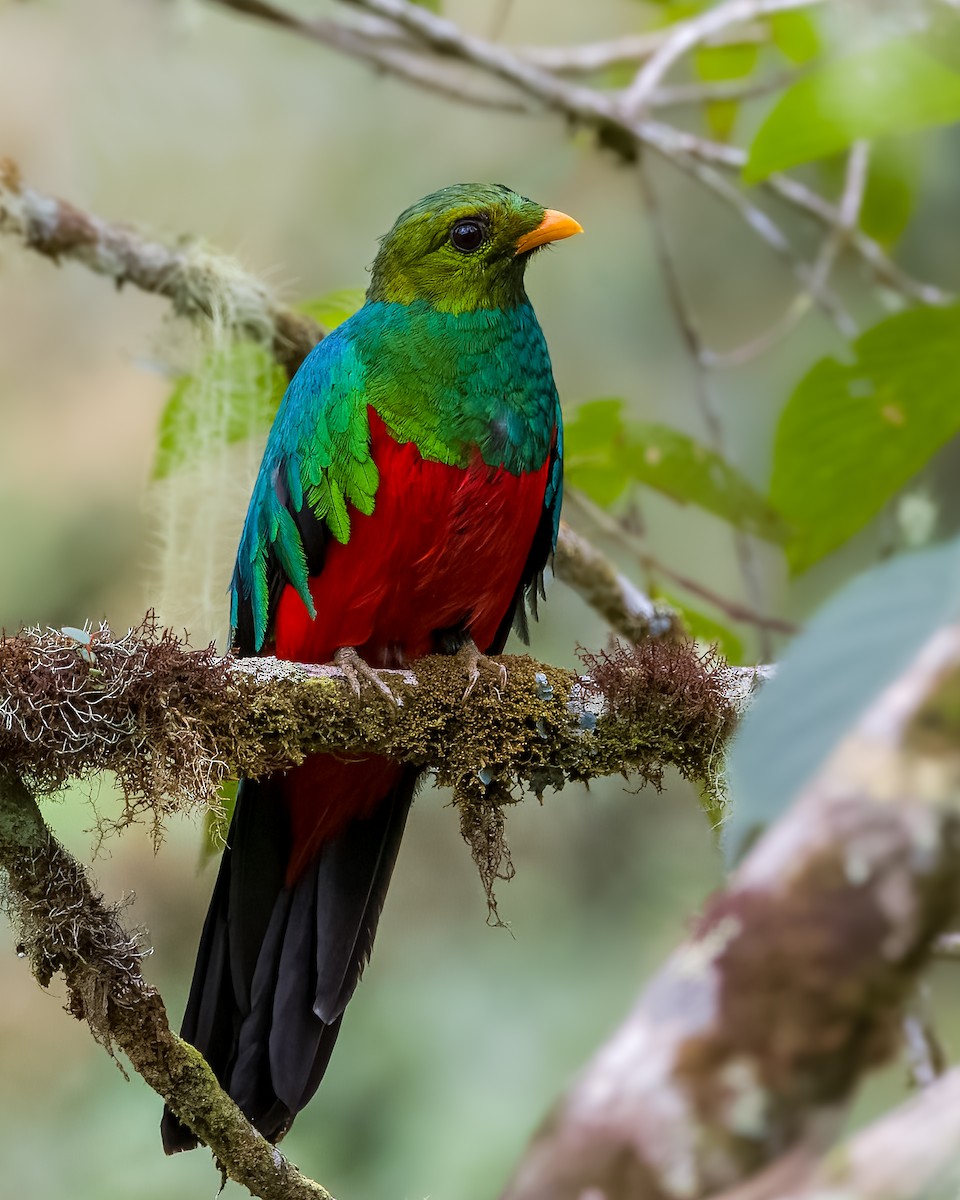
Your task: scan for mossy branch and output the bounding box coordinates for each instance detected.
[0,616,744,825]
[0,770,335,1200]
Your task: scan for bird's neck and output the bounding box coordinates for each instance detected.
[351,299,557,474]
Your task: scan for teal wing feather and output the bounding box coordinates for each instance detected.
[230,324,378,654]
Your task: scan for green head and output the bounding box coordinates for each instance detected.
[367,182,582,313]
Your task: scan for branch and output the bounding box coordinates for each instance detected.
[0,770,335,1200]
[201,0,947,311]
[564,489,799,638]
[502,623,960,1199]
[554,521,684,643]
[718,1066,960,1200]
[619,0,825,118]
[0,620,743,827]
[0,157,321,378]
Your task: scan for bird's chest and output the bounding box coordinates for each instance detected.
[273,412,550,665]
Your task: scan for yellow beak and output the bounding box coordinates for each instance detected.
[514,209,584,255]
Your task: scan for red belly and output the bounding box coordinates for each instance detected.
[273,410,551,666]
[272,410,551,883]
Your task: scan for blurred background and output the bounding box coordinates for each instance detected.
[1,1,959,1197]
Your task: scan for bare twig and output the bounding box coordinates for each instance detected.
[708,140,870,369]
[207,0,530,111]
[202,0,947,311]
[620,0,825,118]
[565,489,799,638]
[637,162,776,659]
[519,24,769,75]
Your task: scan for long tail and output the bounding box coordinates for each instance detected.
[161,759,417,1152]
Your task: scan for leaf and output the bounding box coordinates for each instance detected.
[153,342,285,480]
[859,135,924,247]
[693,42,759,140]
[298,288,366,332]
[725,535,960,860]
[744,40,960,182]
[769,9,821,64]
[565,399,790,543]
[771,304,960,573]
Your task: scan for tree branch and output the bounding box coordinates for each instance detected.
[0,619,743,826]
[0,157,321,378]
[502,623,960,1199]
[0,769,336,1200]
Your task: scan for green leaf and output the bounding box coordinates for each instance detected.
[771,304,960,573]
[744,40,960,182]
[769,9,821,64]
[859,135,924,247]
[298,288,366,332]
[694,42,759,139]
[657,589,745,662]
[725,535,960,859]
[152,342,286,480]
[565,399,790,543]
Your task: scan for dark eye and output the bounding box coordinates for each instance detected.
[449,219,485,253]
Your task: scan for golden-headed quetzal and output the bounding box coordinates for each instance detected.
[161,183,581,1152]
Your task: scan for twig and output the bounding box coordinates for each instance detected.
[707,140,870,369]
[204,0,947,311]
[620,0,826,118]
[207,0,530,111]
[554,522,683,643]
[519,24,769,75]
[637,162,776,659]
[565,489,799,637]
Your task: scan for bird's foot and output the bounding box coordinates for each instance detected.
[334,646,398,704]
[456,637,508,701]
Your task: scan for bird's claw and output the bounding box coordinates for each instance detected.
[456,638,508,701]
[334,646,398,705]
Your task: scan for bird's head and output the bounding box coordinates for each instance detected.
[367,183,582,312]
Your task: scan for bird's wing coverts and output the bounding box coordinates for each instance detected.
[230,327,379,654]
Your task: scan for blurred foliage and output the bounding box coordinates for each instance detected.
[859,135,923,246]
[693,41,759,141]
[298,288,367,332]
[726,533,960,858]
[565,398,789,541]
[769,9,821,63]
[771,304,960,573]
[745,40,960,181]
[153,343,285,480]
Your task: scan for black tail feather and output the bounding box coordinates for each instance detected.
[161,766,417,1153]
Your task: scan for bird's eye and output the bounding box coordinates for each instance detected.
[449,219,486,253]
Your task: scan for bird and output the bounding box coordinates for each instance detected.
[160,183,581,1152]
